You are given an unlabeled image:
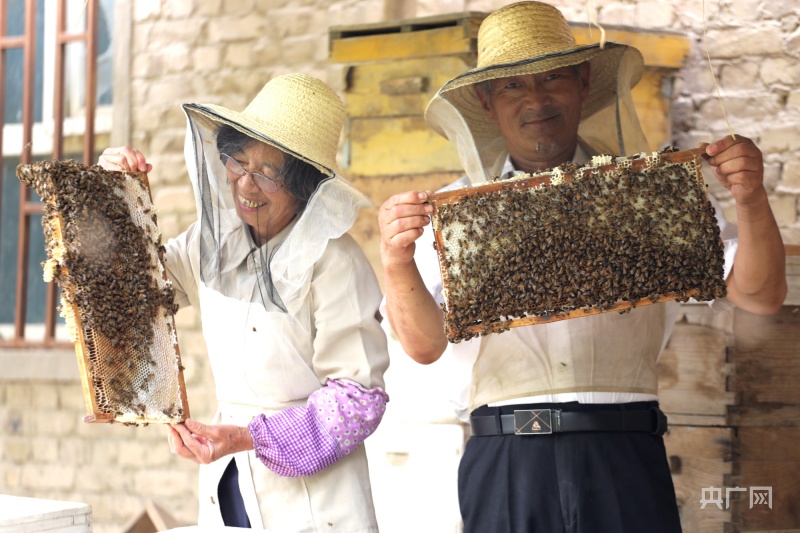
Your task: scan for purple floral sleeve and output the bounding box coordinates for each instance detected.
[247,378,389,477]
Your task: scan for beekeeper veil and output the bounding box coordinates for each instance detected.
[424,1,651,183]
[181,73,370,315]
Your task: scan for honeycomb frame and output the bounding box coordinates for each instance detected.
[430,147,727,343]
[17,160,190,425]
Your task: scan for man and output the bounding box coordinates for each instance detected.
[378,2,786,532]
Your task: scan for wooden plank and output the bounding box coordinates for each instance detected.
[331,24,477,63]
[677,302,735,332]
[347,116,463,176]
[728,405,800,428]
[344,56,471,118]
[658,322,735,421]
[331,15,689,69]
[329,11,485,41]
[667,413,728,426]
[738,427,800,462]
[733,461,800,531]
[734,307,800,355]
[735,356,800,406]
[733,307,800,406]
[664,426,734,533]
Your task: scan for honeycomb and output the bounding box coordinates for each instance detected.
[430,147,727,343]
[17,160,189,425]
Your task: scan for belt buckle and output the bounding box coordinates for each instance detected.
[514,409,553,435]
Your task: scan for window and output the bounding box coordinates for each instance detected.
[1,0,114,347]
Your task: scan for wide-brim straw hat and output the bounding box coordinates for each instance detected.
[183,73,345,176]
[426,1,644,144]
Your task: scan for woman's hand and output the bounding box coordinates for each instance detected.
[168,419,254,465]
[98,146,152,173]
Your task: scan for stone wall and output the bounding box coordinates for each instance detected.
[1,1,798,532]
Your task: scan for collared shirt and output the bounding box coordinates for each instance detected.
[166,219,390,477]
[496,144,591,181]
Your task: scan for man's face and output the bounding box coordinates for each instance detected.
[478,63,590,172]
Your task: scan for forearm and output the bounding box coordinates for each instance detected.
[248,379,388,477]
[383,261,448,363]
[248,406,338,477]
[727,189,787,313]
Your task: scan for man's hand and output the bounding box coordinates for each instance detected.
[378,191,434,268]
[701,135,765,207]
[168,419,254,465]
[98,146,152,173]
[701,134,786,314]
[377,190,448,363]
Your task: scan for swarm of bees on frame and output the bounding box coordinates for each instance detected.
[17,160,188,425]
[431,147,727,343]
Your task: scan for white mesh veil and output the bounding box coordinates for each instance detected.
[577,46,651,157]
[425,44,651,183]
[181,106,371,315]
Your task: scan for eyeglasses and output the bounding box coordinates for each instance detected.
[220,153,281,193]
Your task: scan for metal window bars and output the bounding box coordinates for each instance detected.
[1,0,98,347]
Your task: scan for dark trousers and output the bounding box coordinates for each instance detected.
[459,403,682,533]
[219,460,251,528]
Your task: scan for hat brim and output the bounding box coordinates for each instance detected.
[183,104,336,177]
[429,42,642,144]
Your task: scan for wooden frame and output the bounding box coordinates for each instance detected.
[429,147,726,342]
[17,161,189,425]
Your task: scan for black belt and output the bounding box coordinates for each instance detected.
[469,406,668,436]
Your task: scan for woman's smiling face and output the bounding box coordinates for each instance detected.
[226,141,299,246]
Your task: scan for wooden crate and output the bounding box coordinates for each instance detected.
[331,12,483,177]
[659,246,800,532]
[729,303,800,532]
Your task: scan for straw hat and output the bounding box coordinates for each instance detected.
[184,73,345,176]
[426,1,644,144]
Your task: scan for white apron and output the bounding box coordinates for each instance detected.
[195,286,379,532]
[175,102,386,532]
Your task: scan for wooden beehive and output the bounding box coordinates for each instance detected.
[659,246,800,532]
[429,147,727,342]
[16,160,189,425]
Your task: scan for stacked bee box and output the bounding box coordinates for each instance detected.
[659,246,800,532]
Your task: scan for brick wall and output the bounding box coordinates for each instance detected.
[1,1,797,532]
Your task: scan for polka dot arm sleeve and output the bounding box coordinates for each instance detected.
[247,378,389,477]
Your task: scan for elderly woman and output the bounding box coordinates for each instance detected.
[99,74,389,531]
